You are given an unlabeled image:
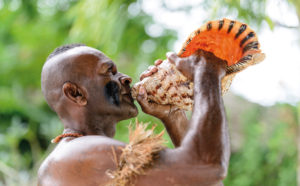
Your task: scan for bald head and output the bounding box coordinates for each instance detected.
[47,44,86,61]
[41,45,137,125]
[42,44,104,111]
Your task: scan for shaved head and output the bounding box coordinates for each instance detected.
[47,44,86,60]
[41,44,89,111]
[41,45,137,132]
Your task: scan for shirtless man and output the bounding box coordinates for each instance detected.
[38,44,230,186]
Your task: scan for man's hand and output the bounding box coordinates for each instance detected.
[137,58,175,120]
[137,58,183,120]
[136,56,190,147]
[167,51,227,81]
[166,52,198,81]
[140,53,202,82]
[136,86,173,120]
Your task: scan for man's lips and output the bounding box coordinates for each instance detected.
[122,93,134,103]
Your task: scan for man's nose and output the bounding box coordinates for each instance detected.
[119,75,132,86]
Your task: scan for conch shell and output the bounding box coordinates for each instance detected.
[132,18,265,110]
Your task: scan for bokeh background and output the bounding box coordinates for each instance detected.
[0,0,299,185]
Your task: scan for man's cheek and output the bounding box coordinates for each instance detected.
[104,81,120,106]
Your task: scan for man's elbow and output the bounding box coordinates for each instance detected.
[217,164,228,181]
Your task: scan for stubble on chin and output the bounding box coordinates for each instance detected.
[118,103,138,120]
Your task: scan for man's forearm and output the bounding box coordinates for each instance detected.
[161,109,189,147]
[180,58,230,168]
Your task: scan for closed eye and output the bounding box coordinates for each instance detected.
[107,64,113,73]
[107,63,117,75]
[99,61,117,75]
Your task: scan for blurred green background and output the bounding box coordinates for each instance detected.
[0,0,299,185]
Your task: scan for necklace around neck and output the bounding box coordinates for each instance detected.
[51,133,84,143]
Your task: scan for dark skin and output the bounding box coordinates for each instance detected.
[38,46,229,186]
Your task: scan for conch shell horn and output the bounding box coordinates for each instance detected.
[132,18,265,111]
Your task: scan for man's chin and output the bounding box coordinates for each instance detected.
[118,103,138,120]
[127,104,138,117]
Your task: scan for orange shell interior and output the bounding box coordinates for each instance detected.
[178,19,261,66]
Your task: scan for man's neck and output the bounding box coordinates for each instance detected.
[61,116,117,137]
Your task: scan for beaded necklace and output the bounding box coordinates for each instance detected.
[51,133,83,143]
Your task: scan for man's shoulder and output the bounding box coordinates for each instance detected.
[48,135,125,164]
[63,135,125,151]
[49,135,124,161]
[38,135,124,186]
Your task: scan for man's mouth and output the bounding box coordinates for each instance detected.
[122,93,134,104]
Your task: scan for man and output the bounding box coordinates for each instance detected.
[38,44,230,186]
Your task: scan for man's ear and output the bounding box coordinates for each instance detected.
[62,82,87,106]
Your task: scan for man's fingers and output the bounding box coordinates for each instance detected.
[154,59,163,66]
[166,52,178,65]
[172,57,195,81]
[136,86,172,118]
[136,86,151,113]
[176,59,189,71]
[173,58,189,72]
[140,73,147,81]
[136,86,147,103]
[140,66,154,80]
[150,66,158,73]
[140,66,158,81]
[140,71,151,81]
[138,86,146,97]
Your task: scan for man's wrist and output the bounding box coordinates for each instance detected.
[160,106,181,122]
[195,61,226,81]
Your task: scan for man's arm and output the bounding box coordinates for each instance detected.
[138,52,230,181]
[166,52,230,172]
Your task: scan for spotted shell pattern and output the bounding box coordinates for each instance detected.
[132,18,265,110]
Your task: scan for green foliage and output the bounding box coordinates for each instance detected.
[224,103,297,186]
[0,0,298,186]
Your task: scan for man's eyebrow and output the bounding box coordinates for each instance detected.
[102,60,113,64]
[98,60,115,74]
[103,61,114,68]
[100,60,114,66]
[103,60,114,65]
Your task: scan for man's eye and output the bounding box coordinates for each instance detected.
[107,66,113,73]
[107,65,117,75]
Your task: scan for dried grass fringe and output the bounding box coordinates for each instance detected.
[105,119,166,186]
